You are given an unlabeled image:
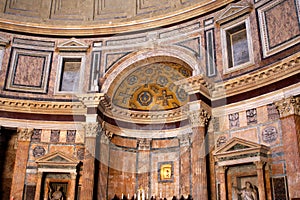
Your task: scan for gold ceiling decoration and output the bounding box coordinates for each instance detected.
[112,62,191,111]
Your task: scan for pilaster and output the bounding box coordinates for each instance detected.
[10,128,33,200]
[188,102,211,200]
[275,96,300,198]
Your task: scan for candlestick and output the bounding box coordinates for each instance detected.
[122,193,124,199]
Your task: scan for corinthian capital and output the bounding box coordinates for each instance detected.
[17,128,34,141]
[188,109,211,128]
[84,122,101,138]
[275,96,300,118]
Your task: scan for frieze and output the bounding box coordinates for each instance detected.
[275,96,300,117]
[33,146,46,158]
[262,126,278,144]
[17,128,34,141]
[267,103,280,121]
[0,97,85,115]
[216,136,227,148]
[31,129,42,142]
[246,108,257,125]
[66,130,76,143]
[228,113,239,128]
[50,130,60,143]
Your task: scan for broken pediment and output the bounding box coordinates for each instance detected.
[57,38,89,51]
[36,151,79,167]
[214,2,253,24]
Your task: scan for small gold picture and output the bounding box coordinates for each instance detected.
[159,162,173,182]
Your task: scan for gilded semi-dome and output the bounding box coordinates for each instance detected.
[112,62,191,111]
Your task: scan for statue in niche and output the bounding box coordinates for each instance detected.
[48,186,64,200]
[234,181,257,200]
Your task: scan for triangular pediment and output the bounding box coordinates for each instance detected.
[36,151,78,166]
[215,2,253,24]
[57,38,89,51]
[214,137,264,155]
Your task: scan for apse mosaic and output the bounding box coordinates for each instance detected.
[112,62,192,111]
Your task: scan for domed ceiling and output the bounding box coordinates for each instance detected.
[112,62,191,111]
[0,0,234,35]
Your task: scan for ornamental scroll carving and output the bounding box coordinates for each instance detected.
[84,123,101,138]
[17,128,34,141]
[275,96,300,117]
[188,109,211,127]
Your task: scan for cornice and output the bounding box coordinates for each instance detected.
[0,0,234,36]
[0,97,86,115]
[99,101,189,124]
[213,53,300,100]
[176,74,214,98]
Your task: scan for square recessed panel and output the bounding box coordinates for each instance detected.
[5,48,52,93]
[4,0,42,17]
[257,0,300,57]
[158,161,174,182]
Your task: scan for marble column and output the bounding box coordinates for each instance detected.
[275,96,300,198]
[80,123,100,200]
[219,166,227,200]
[10,128,33,200]
[255,161,266,200]
[189,108,210,200]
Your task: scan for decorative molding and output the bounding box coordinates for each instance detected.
[213,53,300,99]
[56,38,89,52]
[0,97,86,115]
[77,93,104,107]
[0,35,10,47]
[17,128,34,141]
[275,96,300,117]
[176,74,214,98]
[84,122,101,138]
[188,108,211,127]
[214,2,253,24]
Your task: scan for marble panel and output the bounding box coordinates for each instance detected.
[5,48,52,93]
[257,0,300,57]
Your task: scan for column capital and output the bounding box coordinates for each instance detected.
[188,109,211,128]
[275,96,300,118]
[137,138,151,150]
[254,161,266,169]
[84,122,101,138]
[178,134,190,147]
[17,128,33,141]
